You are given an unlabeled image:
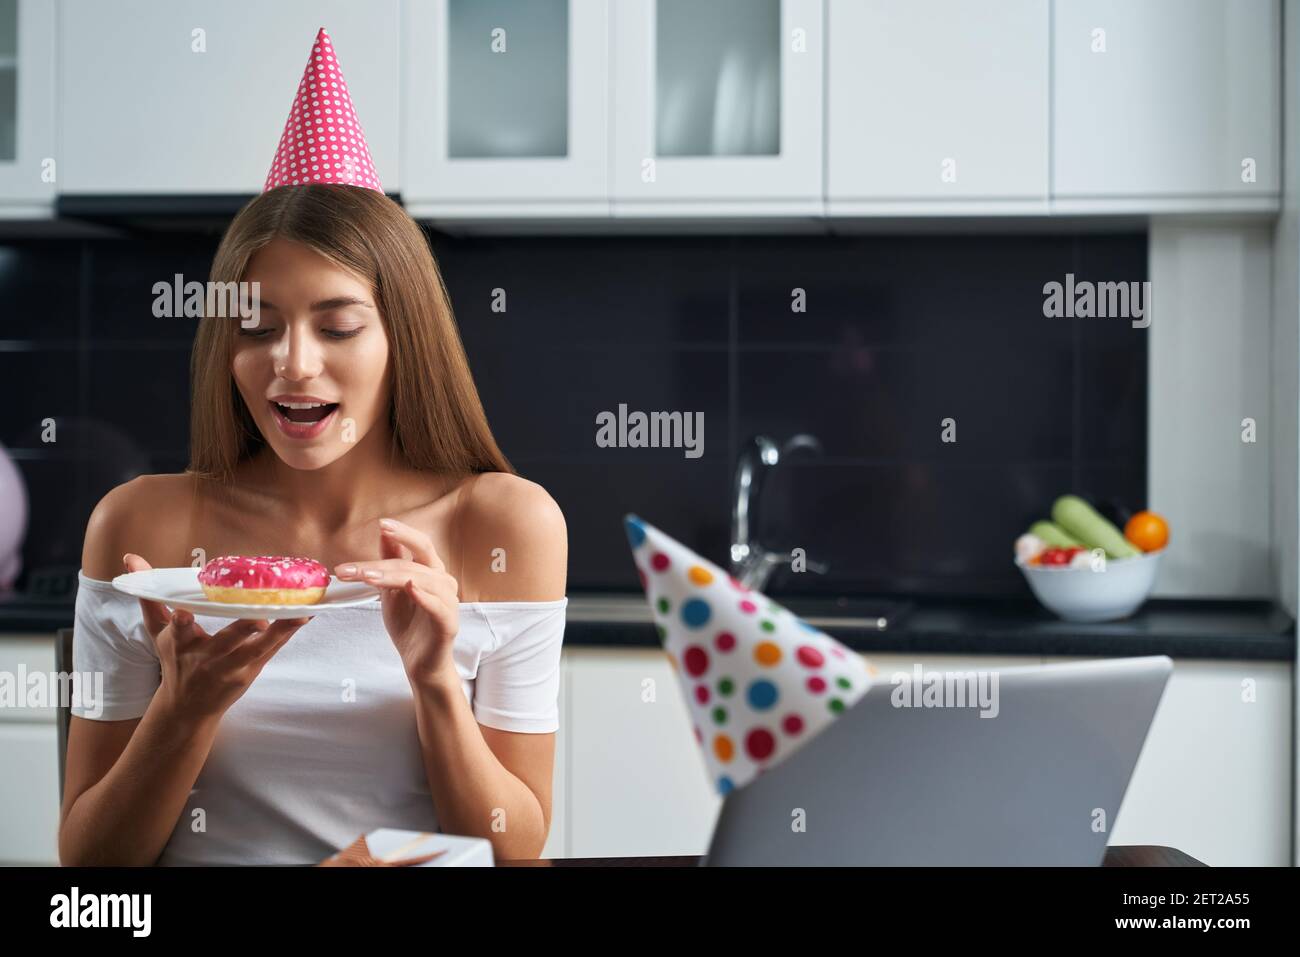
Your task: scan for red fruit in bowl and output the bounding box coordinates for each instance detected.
[1039,546,1084,566]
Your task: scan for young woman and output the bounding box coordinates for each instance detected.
[57,184,568,866]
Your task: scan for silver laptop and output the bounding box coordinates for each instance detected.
[704,655,1172,866]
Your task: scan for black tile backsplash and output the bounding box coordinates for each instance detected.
[0,351,82,448]
[736,345,1079,462]
[468,345,727,461]
[442,236,732,347]
[89,241,216,343]
[0,243,83,341]
[0,230,1147,598]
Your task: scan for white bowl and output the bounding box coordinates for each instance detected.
[1016,550,1163,623]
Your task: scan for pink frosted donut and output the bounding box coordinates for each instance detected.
[199,555,329,605]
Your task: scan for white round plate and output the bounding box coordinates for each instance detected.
[112,567,382,621]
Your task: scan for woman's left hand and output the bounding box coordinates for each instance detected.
[334,518,460,686]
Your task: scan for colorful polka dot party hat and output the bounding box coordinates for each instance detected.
[264,28,382,193]
[624,514,875,796]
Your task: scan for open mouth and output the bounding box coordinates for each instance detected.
[270,400,339,424]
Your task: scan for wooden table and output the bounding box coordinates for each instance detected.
[500,845,1206,866]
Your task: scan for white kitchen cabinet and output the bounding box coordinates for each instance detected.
[566,647,723,857]
[58,0,399,195]
[0,635,59,865]
[402,0,609,220]
[565,647,1292,863]
[1052,0,1280,210]
[1045,656,1291,866]
[564,647,1039,859]
[0,723,59,864]
[610,0,823,216]
[827,0,1049,214]
[0,0,56,216]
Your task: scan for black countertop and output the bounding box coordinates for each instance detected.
[2,586,1293,662]
[562,593,1295,661]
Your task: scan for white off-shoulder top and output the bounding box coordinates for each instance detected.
[70,570,567,866]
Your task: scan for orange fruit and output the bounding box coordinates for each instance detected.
[1124,511,1169,552]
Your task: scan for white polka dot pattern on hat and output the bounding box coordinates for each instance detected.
[263,27,383,193]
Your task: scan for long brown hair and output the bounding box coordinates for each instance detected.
[187,184,512,485]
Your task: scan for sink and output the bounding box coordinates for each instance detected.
[780,596,914,631]
[566,594,912,631]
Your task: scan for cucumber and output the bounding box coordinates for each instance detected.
[1051,495,1140,558]
[1028,521,1084,549]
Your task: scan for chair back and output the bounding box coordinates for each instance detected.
[54,627,73,802]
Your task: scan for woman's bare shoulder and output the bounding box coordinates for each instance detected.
[459,472,567,602]
[81,473,195,581]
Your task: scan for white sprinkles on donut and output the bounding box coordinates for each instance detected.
[198,548,330,600]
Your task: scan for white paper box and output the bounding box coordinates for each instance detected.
[362,828,494,867]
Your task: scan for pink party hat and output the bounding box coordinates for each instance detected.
[264,28,382,193]
[624,515,875,795]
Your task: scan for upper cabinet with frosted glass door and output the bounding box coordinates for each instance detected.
[402,0,609,220]
[0,0,55,216]
[610,0,823,217]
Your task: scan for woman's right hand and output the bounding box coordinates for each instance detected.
[124,553,313,724]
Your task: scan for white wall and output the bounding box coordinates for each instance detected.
[1278,0,1300,869]
[1149,221,1274,597]
[1275,9,1300,620]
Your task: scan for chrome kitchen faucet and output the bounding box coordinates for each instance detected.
[730,434,828,591]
